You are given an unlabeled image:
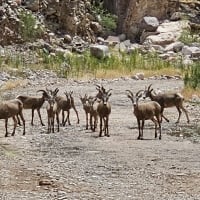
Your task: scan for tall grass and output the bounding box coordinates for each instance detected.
[2,48,200,93]
[184,62,200,89]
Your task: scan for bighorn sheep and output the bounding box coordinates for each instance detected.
[88,97,99,132]
[46,88,60,133]
[80,94,91,130]
[97,89,112,137]
[16,90,49,126]
[143,84,190,124]
[56,91,79,126]
[95,84,112,100]
[126,90,162,140]
[0,99,25,137]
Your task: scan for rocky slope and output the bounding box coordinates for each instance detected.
[0,0,199,45]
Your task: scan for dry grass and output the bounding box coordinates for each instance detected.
[181,87,200,101]
[79,67,182,80]
[180,0,199,2]
[0,79,27,92]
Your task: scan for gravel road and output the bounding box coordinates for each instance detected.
[0,77,200,200]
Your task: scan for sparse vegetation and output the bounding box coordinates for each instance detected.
[179,29,200,45]
[19,10,44,42]
[184,62,200,89]
[92,3,117,33]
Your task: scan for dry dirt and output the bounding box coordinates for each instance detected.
[0,77,200,200]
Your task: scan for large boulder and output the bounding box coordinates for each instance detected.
[139,16,159,32]
[90,45,110,59]
[103,0,179,41]
[144,21,190,46]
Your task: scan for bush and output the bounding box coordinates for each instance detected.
[184,62,200,89]
[92,3,117,34]
[19,10,44,42]
[179,30,200,45]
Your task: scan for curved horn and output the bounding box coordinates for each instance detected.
[147,84,152,91]
[126,90,134,97]
[106,89,112,93]
[37,89,49,97]
[53,88,59,96]
[135,90,144,97]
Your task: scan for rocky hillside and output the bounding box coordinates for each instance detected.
[0,0,199,46]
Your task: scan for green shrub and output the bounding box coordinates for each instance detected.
[92,3,117,33]
[19,10,44,42]
[184,62,200,89]
[179,30,200,45]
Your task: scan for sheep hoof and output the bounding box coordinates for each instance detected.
[159,136,161,140]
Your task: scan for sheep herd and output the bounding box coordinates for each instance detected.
[0,84,190,139]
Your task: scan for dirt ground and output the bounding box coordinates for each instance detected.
[0,77,200,200]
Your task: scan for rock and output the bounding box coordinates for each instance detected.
[139,16,159,32]
[131,72,145,80]
[90,44,110,59]
[164,41,184,52]
[90,21,102,34]
[118,34,126,42]
[63,34,72,44]
[182,46,200,57]
[105,36,120,46]
[145,32,178,46]
[170,12,183,21]
[144,21,190,46]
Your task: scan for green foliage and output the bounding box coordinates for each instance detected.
[179,30,200,45]
[101,13,118,32]
[19,10,44,42]
[31,48,177,78]
[184,62,200,89]
[92,3,117,32]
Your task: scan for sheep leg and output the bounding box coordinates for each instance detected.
[99,117,103,137]
[105,116,110,137]
[56,113,60,132]
[63,110,70,126]
[31,109,35,126]
[5,118,9,137]
[141,120,144,140]
[90,114,93,131]
[151,117,158,138]
[161,108,169,122]
[62,110,65,125]
[72,105,80,124]
[181,105,190,123]
[19,111,26,135]
[67,110,71,125]
[94,116,98,132]
[11,116,18,136]
[17,114,22,126]
[52,117,55,133]
[47,118,50,133]
[86,112,89,130]
[175,106,182,124]
[137,119,141,140]
[158,121,162,140]
[37,108,45,126]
